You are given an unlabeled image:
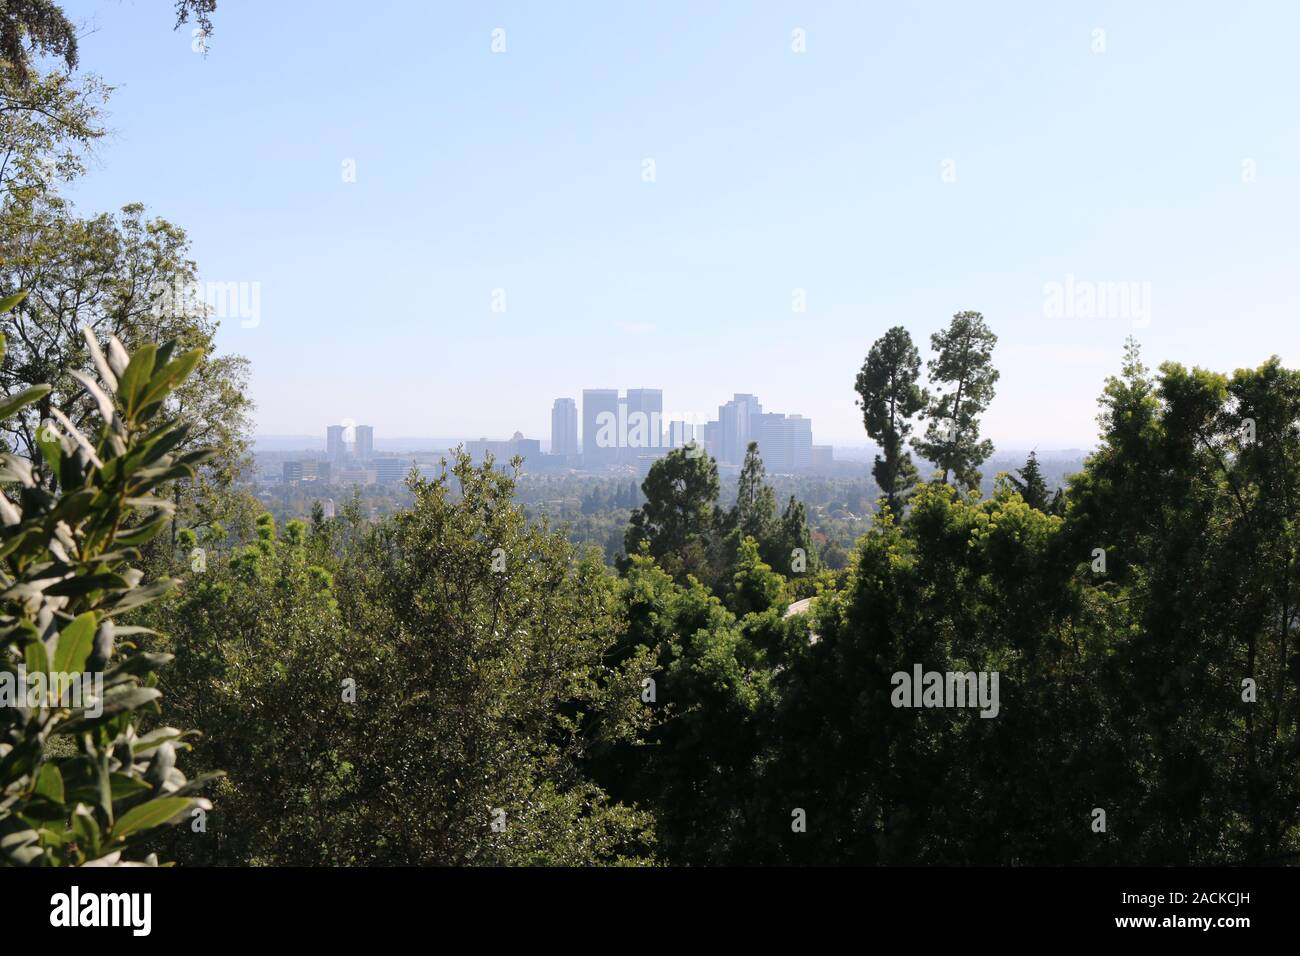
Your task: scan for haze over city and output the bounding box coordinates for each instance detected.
[57,0,1300,449]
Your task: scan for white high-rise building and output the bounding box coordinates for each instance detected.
[718,393,763,466]
[354,425,374,461]
[326,424,346,462]
[582,389,620,468]
[551,398,579,457]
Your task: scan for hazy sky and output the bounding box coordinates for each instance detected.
[61,1,1300,447]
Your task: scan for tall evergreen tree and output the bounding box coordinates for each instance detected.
[776,494,818,578]
[1009,449,1050,510]
[731,441,778,545]
[912,310,999,491]
[855,325,927,514]
[624,446,721,583]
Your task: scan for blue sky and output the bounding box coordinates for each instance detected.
[61,1,1300,447]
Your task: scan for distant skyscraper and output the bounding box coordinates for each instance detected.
[551,398,579,457]
[718,393,763,466]
[668,419,699,449]
[326,424,346,462]
[623,388,664,463]
[582,389,619,468]
[754,412,813,473]
[702,420,720,460]
[355,425,374,461]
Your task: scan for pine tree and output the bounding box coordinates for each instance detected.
[731,441,778,545]
[624,446,721,582]
[912,310,999,491]
[1010,450,1050,510]
[855,325,927,514]
[777,494,818,576]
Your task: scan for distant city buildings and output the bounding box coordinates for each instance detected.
[284,424,388,486]
[560,388,820,473]
[622,388,664,465]
[754,412,813,472]
[717,393,764,466]
[551,398,579,457]
[579,387,669,468]
[373,457,413,483]
[466,432,541,465]
[326,424,346,462]
[335,464,374,486]
[581,389,620,468]
[286,388,824,489]
[354,425,373,462]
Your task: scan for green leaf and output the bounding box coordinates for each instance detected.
[104,577,177,614]
[136,348,203,411]
[113,513,171,548]
[71,804,101,857]
[55,686,162,734]
[52,612,97,674]
[0,384,51,421]
[24,638,49,679]
[0,290,27,313]
[35,763,65,803]
[117,343,157,417]
[108,773,152,800]
[110,796,191,840]
[45,574,131,598]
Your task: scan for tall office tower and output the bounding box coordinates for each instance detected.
[786,414,813,470]
[582,389,620,468]
[701,420,720,460]
[326,424,346,462]
[718,393,763,466]
[668,419,698,449]
[755,412,813,473]
[355,425,374,461]
[551,398,579,457]
[622,388,664,462]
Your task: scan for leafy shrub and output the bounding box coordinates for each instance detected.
[0,291,216,866]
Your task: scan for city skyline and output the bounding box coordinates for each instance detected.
[58,2,1300,450]
[303,381,824,469]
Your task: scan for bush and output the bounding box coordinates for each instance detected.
[0,293,216,866]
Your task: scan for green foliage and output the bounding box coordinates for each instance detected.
[856,325,927,513]
[625,443,821,594]
[0,302,215,866]
[624,445,723,583]
[150,454,657,865]
[913,310,999,491]
[729,535,787,618]
[1007,449,1057,513]
[0,63,107,205]
[0,0,79,76]
[595,550,779,864]
[730,442,778,547]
